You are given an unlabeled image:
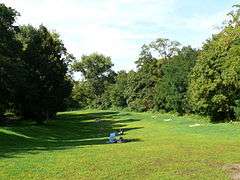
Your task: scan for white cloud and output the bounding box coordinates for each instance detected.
[2,0,178,71]
[1,0,234,74]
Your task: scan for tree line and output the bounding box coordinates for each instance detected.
[1,3,240,123]
[70,4,240,122]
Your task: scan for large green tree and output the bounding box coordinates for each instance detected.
[0,3,23,117]
[16,25,73,121]
[129,38,181,111]
[188,7,240,121]
[72,53,116,107]
[154,46,197,114]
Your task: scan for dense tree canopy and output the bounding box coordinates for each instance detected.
[188,23,240,120]
[0,4,73,122]
[16,25,73,120]
[72,53,116,108]
[155,46,197,114]
[0,3,22,117]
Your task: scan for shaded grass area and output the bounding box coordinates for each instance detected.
[1,110,240,179]
[0,111,142,159]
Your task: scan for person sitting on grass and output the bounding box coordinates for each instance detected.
[109,133,128,143]
[109,132,117,143]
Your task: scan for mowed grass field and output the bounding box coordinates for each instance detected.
[1,110,240,179]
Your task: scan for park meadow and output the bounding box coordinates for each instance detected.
[1,109,240,179]
[1,2,240,180]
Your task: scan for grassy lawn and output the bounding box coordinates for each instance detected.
[1,110,240,179]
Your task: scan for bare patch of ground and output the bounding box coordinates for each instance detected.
[223,164,240,180]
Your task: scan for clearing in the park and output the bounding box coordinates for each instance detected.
[1,110,240,179]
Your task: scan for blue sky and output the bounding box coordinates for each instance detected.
[2,0,239,74]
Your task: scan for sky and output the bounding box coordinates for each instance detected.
[1,0,239,74]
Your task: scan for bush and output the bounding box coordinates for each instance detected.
[234,100,240,120]
[128,98,150,112]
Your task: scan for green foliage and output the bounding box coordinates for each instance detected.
[70,81,92,109]
[108,71,128,108]
[149,38,181,59]
[234,100,240,120]
[0,3,21,57]
[121,69,155,112]
[154,46,197,114]
[188,23,240,121]
[73,53,113,79]
[16,25,73,121]
[0,4,22,117]
[0,3,73,121]
[130,38,181,112]
[72,53,116,108]
[127,98,148,112]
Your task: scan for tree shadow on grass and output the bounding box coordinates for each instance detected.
[0,111,142,158]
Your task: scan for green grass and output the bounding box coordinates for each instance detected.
[1,110,240,179]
